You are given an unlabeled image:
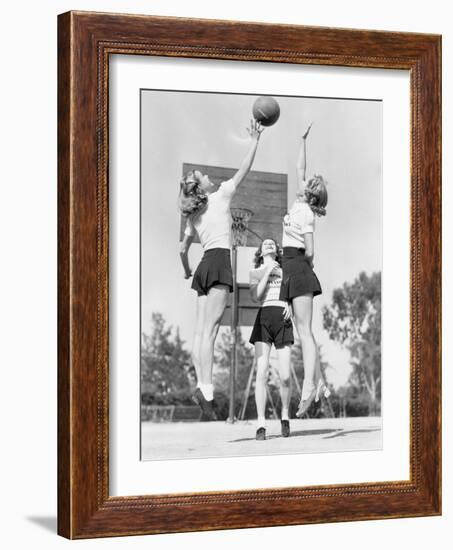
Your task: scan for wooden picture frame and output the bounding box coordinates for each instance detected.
[58,11,441,539]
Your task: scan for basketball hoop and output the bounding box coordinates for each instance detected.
[231,208,254,247]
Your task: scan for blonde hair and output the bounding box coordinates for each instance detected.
[305,175,328,216]
[178,171,208,217]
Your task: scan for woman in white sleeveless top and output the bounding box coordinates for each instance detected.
[279,124,330,417]
[179,120,264,420]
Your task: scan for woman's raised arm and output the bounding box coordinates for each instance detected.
[296,123,312,193]
[230,119,264,191]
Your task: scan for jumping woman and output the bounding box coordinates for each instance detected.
[249,238,294,440]
[280,123,330,418]
[179,120,264,420]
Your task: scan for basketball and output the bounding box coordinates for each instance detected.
[252,96,280,127]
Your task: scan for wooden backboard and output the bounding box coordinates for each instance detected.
[180,163,288,248]
[221,283,259,327]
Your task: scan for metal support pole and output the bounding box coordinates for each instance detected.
[239,357,256,420]
[227,245,238,423]
[290,363,302,397]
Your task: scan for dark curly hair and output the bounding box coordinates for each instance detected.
[304,174,328,216]
[253,238,282,269]
[178,171,208,217]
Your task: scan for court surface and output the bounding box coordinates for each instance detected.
[141,416,382,461]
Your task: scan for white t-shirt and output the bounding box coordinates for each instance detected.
[249,265,286,307]
[282,196,315,249]
[184,179,235,250]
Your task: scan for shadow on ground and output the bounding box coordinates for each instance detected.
[231,428,341,442]
[231,427,381,443]
[26,516,57,533]
[323,428,381,439]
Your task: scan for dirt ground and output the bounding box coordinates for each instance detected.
[141,416,383,461]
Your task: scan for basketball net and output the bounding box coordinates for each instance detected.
[231,208,253,247]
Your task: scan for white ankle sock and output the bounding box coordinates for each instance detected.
[198,383,213,401]
[257,416,266,428]
[281,410,289,421]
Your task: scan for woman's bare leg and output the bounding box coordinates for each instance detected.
[292,294,318,398]
[275,345,292,420]
[254,342,271,427]
[199,284,229,385]
[192,294,207,382]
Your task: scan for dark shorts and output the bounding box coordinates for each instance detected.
[249,306,294,349]
[279,247,322,301]
[191,248,233,296]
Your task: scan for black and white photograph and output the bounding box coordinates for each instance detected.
[2,0,446,546]
[140,89,382,461]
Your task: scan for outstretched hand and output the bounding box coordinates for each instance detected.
[247,119,264,139]
[302,122,313,140]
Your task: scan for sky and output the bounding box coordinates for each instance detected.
[141,90,382,388]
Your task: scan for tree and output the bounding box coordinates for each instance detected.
[322,271,381,415]
[141,312,193,403]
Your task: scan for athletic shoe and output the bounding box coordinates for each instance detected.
[192,388,217,421]
[281,419,290,438]
[256,427,266,441]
